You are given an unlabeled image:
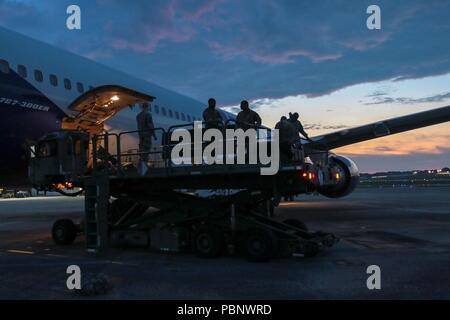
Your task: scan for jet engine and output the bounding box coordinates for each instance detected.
[318,155,360,198]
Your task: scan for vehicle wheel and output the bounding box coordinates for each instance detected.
[52,219,77,245]
[192,226,224,258]
[283,219,308,232]
[242,229,279,262]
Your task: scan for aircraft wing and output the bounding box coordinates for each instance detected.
[304,105,450,151]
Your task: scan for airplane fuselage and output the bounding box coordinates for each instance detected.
[0,26,234,186]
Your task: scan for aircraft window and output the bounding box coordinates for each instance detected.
[34,70,43,82]
[187,115,192,122]
[49,74,58,87]
[76,82,84,93]
[0,59,9,74]
[181,113,186,121]
[64,78,72,90]
[154,105,159,114]
[168,109,173,118]
[161,107,167,116]
[17,65,27,78]
[175,111,179,119]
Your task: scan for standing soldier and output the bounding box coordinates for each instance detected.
[236,100,262,163]
[288,112,312,142]
[275,116,295,161]
[136,102,156,172]
[236,100,262,130]
[202,98,223,129]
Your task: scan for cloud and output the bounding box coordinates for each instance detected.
[88,0,227,54]
[181,0,225,21]
[304,124,349,130]
[101,0,199,53]
[188,0,450,103]
[0,0,48,27]
[209,41,343,64]
[222,106,240,114]
[1,0,450,105]
[222,97,281,114]
[366,90,389,98]
[1,0,449,174]
[337,128,450,156]
[364,91,450,105]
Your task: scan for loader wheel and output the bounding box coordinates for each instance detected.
[242,229,279,262]
[283,219,308,232]
[192,226,224,258]
[52,219,77,245]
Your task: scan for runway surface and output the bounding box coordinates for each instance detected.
[0,187,449,299]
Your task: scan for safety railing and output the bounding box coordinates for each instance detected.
[165,119,279,169]
[92,127,167,175]
[91,119,316,176]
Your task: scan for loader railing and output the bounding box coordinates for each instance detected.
[92,119,311,177]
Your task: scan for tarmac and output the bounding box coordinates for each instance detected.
[0,186,449,299]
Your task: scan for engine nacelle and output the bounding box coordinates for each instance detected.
[318,155,360,198]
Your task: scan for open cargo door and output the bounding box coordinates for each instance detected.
[62,85,155,135]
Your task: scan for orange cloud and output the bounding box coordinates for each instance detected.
[335,123,450,156]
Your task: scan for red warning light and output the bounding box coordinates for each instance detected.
[300,170,316,181]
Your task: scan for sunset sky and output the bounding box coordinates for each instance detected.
[1,0,449,172]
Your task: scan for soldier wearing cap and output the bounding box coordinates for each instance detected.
[288,112,312,142]
[236,100,262,130]
[202,98,224,129]
[275,116,296,161]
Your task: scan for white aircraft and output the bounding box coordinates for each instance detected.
[0,26,235,185]
[1,25,450,195]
